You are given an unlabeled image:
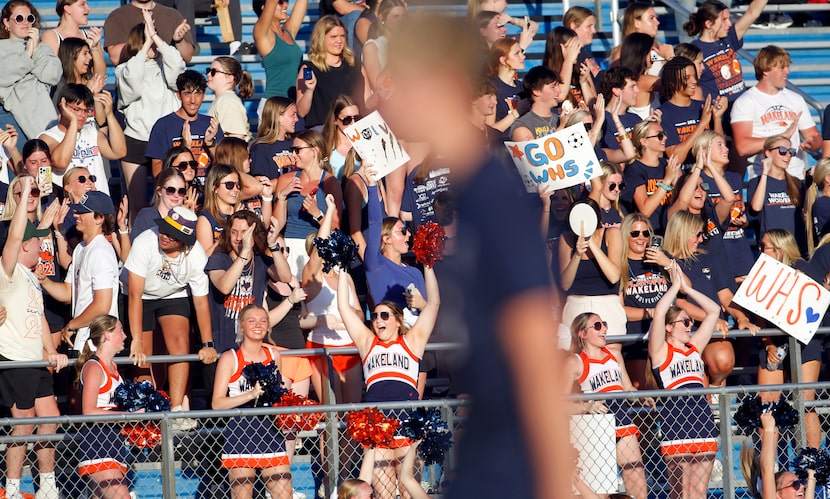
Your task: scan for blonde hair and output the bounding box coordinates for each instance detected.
[691,129,721,165]
[619,212,654,292]
[806,158,830,253]
[596,161,624,219]
[630,119,656,159]
[1,173,43,222]
[563,6,595,31]
[309,16,355,71]
[663,210,704,260]
[569,312,601,354]
[764,228,802,267]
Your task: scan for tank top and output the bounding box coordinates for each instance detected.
[266,285,305,350]
[227,346,276,402]
[305,62,361,128]
[653,343,705,390]
[363,335,420,399]
[567,233,620,295]
[262,31,303,99]
[284,170,328,239]
[80,356,122,410]
[305,275,355,346]
[577,349,624,394]
[199,210,227,244]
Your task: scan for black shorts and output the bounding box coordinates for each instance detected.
[142,297,191,331]
[123,135,150,165]
[0,355,54,410]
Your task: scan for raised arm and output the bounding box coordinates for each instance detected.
[649,264,682,365]
[735,0,769,39]
[337,268,374,355]
[707,163,737,224]
[678,269,721,352]
[211,351,265,410]
[399,442,431,499]
[302,194,337,282]
[758,411,778,499]
[1,176,32,277]
[406,266,440,356]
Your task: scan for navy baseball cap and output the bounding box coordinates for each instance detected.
[69,191,114,215]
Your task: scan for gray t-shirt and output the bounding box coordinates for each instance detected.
[509,109,559,139]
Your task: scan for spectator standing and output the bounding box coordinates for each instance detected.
[249,97,298,184]
[196,163,240,256]
[0,0,61,141]
[805,158,830,251]
[362,0,406,98]
[103,0,194,66]
[509,65,561,142]
[206,56,254,142]
[41,0,104,77]
[0,176,68,499]
[53,36,106,118]
[253,0,307,113]
[617,32,659,120]
[748,134,804,246]
[731,45,820,180]
[130,167,188,240]
[598,67,640,164]
[542,27,592,108]
[486,38,525,132]
[322,94,362,182]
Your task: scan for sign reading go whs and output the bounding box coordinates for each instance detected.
[733,253,830,344]
[504,123,600,193]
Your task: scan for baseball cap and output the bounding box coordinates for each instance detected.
[69,191,114,215]
[155,206,198,246]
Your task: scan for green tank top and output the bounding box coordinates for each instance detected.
[262,30,303,99]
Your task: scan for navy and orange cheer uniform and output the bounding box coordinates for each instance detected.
[78,357,127,476]
[221,346,288,469]
[577,349,639,439]
[652,343,718,456]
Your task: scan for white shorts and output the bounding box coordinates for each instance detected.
[557,294,627,350]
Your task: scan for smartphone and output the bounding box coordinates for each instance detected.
[405,283,417,295]
[650,235,663,249]
[38,166,53,196]
[302,67,313,81]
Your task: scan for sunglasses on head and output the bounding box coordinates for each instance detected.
[164,186,187,196]
[76,175,97,184]
[339,115,361,125]
[629,230,651,238]
[608,181,626,191]
[586,320,608,331]
[673,318,694,327]
[222,181,241,190]
[13,14,35,24]
[174,160,198,171]
[370,311,392,321]
[769,145,796,157]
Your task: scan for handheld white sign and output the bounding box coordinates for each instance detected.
[343,111,410,179]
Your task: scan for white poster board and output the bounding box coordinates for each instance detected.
[342,111,410,179]
[733,253,830,344]
[570,413,618,495]
[504,123,600,193]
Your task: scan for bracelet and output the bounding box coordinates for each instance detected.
[657,182,672,192]
[261,196,273,202]
[201,341,214,348]
[269,243,279,251]
[54,231,64,239]
[615,132,629,143]
[238,255,250,262]
[118,228,129,235]
[664,259,675,271]
[277,195,287,201]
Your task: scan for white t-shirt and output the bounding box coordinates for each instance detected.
[207,91,251,142]
[0,262,46,361]
[730,85,815,180]
[40,121,110,194]
[124,227,209,300]
[67,234,119,346]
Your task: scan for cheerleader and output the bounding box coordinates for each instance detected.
[76,315,139,499]
[649,264,720,499]
[211,304,293,499]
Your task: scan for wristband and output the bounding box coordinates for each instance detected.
[118,228,129,235]
[238,255,250,262]
[657,182,672,192]
[615,132,629,143]
[269,242,279,251]
[261,196,273,202]
[201,341,214,348]
[313,213,324,222]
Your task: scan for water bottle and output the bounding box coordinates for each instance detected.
[768,344,788,370]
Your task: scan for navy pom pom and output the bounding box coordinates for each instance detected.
[313,230,359,272]
[400,408,453,466]
[793,447,830,485]
[112,379,170,412]
[241,362,287,407]
[733,395,764,435]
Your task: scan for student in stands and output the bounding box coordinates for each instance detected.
[486,37,525,132]
[41,0,104,73]
[296,15,363,129]
[510,65,561,142]
[249,96,299,185]
[598,66,639,164]
[196,163,241,256]
[115,11,185,222]
[731,45,820,181]
[145,70,224,179]
[103,0,194,65]
[542,26,594,108]
[748,134,804,247]
[0,0,61,141]
[563,312,647,499]
[207,56,254,142]
[253,0,307,115]
[685,0,767,102]
[616,32,659,120]
[649,264,720,499]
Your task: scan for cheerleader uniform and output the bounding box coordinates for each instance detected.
[577,349,639,439]
[221,346,288,469]
[363,335,420,448]
[652,343,718,456]
[78,357,127,476]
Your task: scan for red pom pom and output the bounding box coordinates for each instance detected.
[345,407,400,448]
[411,222,445,268]
[273,392,325,432]
[121,423,163,449]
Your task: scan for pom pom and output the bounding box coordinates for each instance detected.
[241,362,287,407]
[121,423,163,449]
[411,222,445,268]
[793,447,830,485]
[772,399,799,430]
[273,392,325,432]
[345,408,400,448]
[733,394,764,435]
[313,230,359,272]
[112,380,170,413]
[400,408,453,465]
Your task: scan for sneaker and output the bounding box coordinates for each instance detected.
[229,40,241,55]
[710,458,724,483]
[171,396,198,431]
[770,14,794,29]
[3,490,25,499]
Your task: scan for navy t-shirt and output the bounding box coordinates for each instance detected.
[692,26,745,102]
[621,159,671,234]
[660,99,705,166]
[250,139,293,180]
[747,175,801,241]
[400,164,451,229]
[624,258,669,335]
[493,77,522,123]
[145,112,225,179]
[601,110,641,150]
[445,157,550,498]
[678,251,732,317]
[700,171,754,277]
[812,196,830,243]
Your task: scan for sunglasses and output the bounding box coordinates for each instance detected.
[289,145,313,154]
[13,14,35,24]
[174,160,198,171]
[646,131,666,140]
[205,68,232,77]
[390,226,409,236]
[608,181,626,191]
[672,318,694,327]
[778,480,804,491]
[76,174,97,184]
[769,145,797,157]
[339,115,361,125]
[13,188,40,197]
[370,311,392,321]
[586,320,608,331]
[164,186,187,196]
[222,181,241,190]
[629,230,651,238]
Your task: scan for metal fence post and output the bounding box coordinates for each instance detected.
[322,355,340,499]
[160,415,177,499]
[718,388,734,499]
[788,336,808,450]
